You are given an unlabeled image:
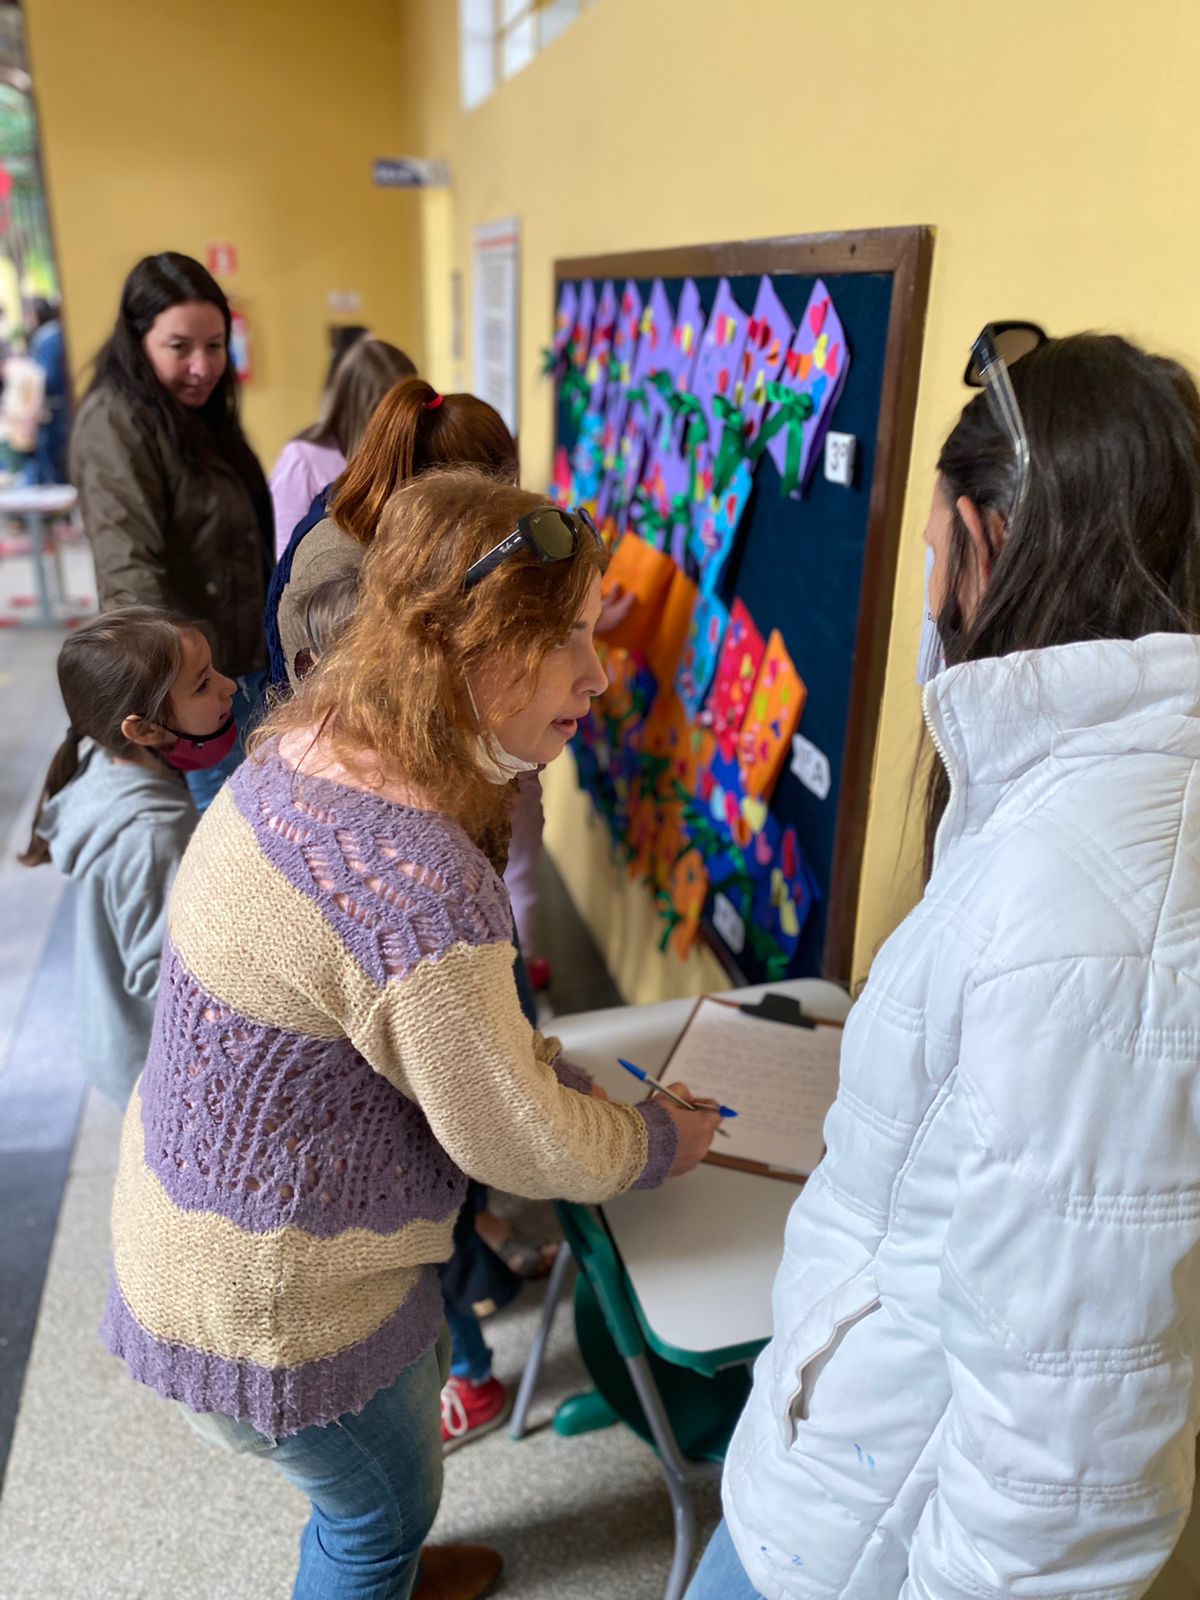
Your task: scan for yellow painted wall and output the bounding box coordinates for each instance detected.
[24,0,424,466]
[394,0,1200,1001]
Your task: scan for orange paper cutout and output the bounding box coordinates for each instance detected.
[645,567,699,689]
[739,630,807,800]
[600,533,675,655]
[666,847,708,958]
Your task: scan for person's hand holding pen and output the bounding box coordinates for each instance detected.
[662,1085,723,1176]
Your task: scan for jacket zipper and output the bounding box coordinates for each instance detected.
[922,685,958,874]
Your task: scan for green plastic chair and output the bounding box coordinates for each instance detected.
[549,1200,761,1600]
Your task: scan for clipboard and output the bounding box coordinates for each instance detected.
[653,992,844,1184]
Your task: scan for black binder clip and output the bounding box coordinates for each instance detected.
[738,992,814,1029]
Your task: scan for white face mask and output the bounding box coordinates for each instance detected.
[474,734,540,786]
[916,546,946,686]
[466,681,541,785]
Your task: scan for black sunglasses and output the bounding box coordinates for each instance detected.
[464,505,604,590]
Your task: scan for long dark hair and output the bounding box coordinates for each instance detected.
[20,607,189,867]
[924,333,1200,874]
[86,253,246,464]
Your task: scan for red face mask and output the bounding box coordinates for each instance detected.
[158,714,238,773]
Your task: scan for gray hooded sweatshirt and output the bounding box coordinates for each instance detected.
[37,744,197,1104]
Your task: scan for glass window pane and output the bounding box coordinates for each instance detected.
[459,0,496,109]
[501,14,536,78]
[539,0,585,48]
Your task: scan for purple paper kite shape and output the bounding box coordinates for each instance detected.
[570,279,597,372]
[585,280,618,411]
[690,277,749,441]
[738,276,794,446]
[764,278,850,497]
[554,282,579,357]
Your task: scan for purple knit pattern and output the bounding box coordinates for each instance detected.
[630,1100,678,1189]
[229,752,516,988]
[102,1265,445,1437]
[138,944,465,1238]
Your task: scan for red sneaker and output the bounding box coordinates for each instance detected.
[440,1375,512,1452]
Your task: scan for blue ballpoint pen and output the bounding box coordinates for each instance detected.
[617,1057,737,1136]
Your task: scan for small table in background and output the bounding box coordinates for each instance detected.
[0,485,91,628]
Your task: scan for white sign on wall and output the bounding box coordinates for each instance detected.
[472,217,520,439]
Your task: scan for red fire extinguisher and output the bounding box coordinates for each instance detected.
[229,305,252,383]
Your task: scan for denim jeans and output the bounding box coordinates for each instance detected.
[183,1327,451,1599]
[447,1308,492,1383]
[685,1519,766,1600]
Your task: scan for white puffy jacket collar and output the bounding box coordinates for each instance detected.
[922,632,1200,863]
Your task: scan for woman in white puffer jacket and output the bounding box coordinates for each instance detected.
[689,332,1200,1600]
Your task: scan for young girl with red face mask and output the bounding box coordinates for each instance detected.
[20,606,236,1104]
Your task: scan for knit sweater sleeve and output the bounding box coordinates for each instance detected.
[349,937,676,1201]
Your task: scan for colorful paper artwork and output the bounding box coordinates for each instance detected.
[548,267,858,978]
[585,280,618,410]
[739,630,807,800]
[749,820,821,959]
[596,281,645,524]
[599,532,676,656]
[646,565,698,689]
[664,847,708,957]
[646,278,704,457]
[687,458,754,597]
[761,278,850,497]
[739,276,794,447]
[706,598,767,748]
[571,279,597,372]
[676,592,729,720]
[554,281,579,358]
[569,409,605,510]
[690,277,749,441]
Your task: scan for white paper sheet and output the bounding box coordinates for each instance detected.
[661,997,842,1175]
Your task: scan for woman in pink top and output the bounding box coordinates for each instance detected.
[268,335,416,557]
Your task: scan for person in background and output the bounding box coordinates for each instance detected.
[28,296,67,484]
[17,607,238,1104]
[268,334,416,559]
[2,331,43,481]
[268,378,515,687]
[103,467,721,1600]
[71,252,273,680]
[688,333,1200,1600]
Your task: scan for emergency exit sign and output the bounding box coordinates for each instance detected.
[205,242,238,276]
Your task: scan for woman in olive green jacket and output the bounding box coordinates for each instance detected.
[71,253,273,678]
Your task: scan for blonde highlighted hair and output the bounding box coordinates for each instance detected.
[254,468,605,836]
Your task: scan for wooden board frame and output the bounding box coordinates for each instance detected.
[554,226,934,985]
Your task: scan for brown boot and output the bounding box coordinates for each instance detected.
[413,1544,502,1600]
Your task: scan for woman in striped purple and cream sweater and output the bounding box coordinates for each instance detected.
[104,467,721,1600]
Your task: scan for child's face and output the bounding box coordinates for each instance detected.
[168,629,236,735]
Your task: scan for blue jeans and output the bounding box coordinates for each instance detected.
[686,1520,765,1600]
[184,1328,450,1599]
[447,1308,492,1383]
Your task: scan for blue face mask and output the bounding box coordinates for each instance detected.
[916,547,946,686]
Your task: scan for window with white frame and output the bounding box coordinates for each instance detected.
[459,0,595,111]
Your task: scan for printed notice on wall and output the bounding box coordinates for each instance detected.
[473,217,520,439]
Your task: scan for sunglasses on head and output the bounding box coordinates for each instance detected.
[464,504,604,590]
[964,321,1047,512]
